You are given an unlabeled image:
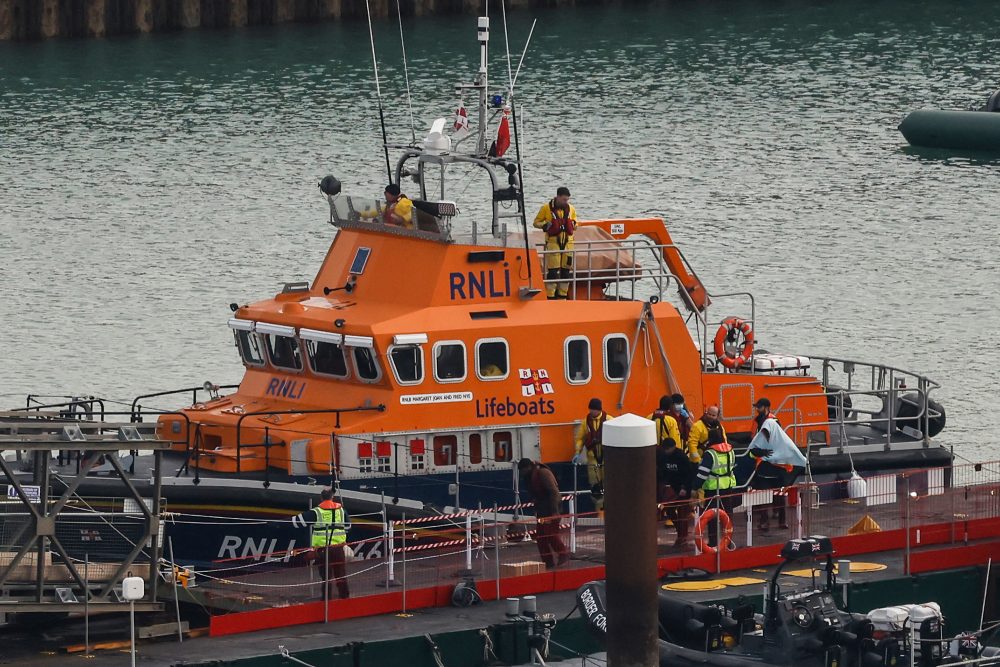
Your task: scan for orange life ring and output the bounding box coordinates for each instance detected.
[694,507,734,555]
[713,317,754,369]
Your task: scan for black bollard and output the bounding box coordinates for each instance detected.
[603,414,658,667]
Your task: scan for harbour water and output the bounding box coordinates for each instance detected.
[1,0,998,459]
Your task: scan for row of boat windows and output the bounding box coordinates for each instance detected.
[356,432,514,474]
[234,330,631,385]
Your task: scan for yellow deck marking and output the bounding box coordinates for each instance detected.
[783,562,886,577]
[662,581,726,592]
[714,576,766,586]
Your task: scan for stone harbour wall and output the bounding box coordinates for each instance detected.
[0,0,598,40]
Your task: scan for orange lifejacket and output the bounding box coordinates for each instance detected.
[546,202,576,239]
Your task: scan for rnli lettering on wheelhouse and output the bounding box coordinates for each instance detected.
[449,269,511,300]
[265,378,306,399]
[476,396,555,418]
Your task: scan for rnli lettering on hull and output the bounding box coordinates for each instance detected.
[476,396,555,418]
[265,378,306,399]
[450,269,511,300]
[218,535,297,562]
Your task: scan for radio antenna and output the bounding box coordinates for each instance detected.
[365,0,393,182]
[501,2,537,288]
[512,19,536,92]
[395,0,417,145]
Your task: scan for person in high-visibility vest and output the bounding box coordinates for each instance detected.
[573,398,610,510]
[292,488,350,599]
[694,431,741,549]
[533,187,576,299]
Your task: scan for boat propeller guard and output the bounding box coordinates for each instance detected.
[714,317,755,369]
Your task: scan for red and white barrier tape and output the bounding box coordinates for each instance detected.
[390,523,571,554]
[393,495,574,525]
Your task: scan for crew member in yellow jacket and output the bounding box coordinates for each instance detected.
[573,397,610,510]
[533,187,577,299]
[686,405,727,464]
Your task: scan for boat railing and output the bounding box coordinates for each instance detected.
[19,395,107,422]
[602,236,757,368]
[535,238,757,367]
[325,193,457,242]
[231,406,386,476]
[130,385,240,424]
[767,356,942,451]
[535,238,683,302]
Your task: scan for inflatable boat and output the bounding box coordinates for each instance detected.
[898,90,1000,151]
[578,535,1000,667]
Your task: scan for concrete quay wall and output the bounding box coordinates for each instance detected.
[0,0,595,40]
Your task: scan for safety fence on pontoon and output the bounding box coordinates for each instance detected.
[147,459,1000,626]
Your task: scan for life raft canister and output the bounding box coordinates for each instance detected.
[713,317,755,369]
[694,507,734,555]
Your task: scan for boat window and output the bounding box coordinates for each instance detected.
[433,434,457,467]
[476,339,509,380]
[603,334,629,382]
[409,438,426,471]
[389,345,424,385]
[564,336,591,384]
[234,330,266,367]
[358,442,374,475]
[493,432,513,462]
[265,334,303,371]
[433,341,467,383]
[305,340,349,378]
[469,433,483,465]
[376,441,391,473]
[353,347,381,382]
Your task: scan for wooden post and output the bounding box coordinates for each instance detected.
[603,414,658,667]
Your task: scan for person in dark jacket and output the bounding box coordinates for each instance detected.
[518,458,569,568]
[749,413,793,531]
[656,437,693,548]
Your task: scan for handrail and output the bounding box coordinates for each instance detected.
[810,354,941,392]
[18,396,107,422]
[234,406,386,474]
[130,385,240,422]
[534,238,761,371]
[776,386,933,454]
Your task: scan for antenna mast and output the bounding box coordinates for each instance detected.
[365,0,393,182]
[475,15,490,156]
[501,2,537,289]
[395,0,417,145]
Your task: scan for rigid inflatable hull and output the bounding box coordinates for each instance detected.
[899,110,1000,151]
